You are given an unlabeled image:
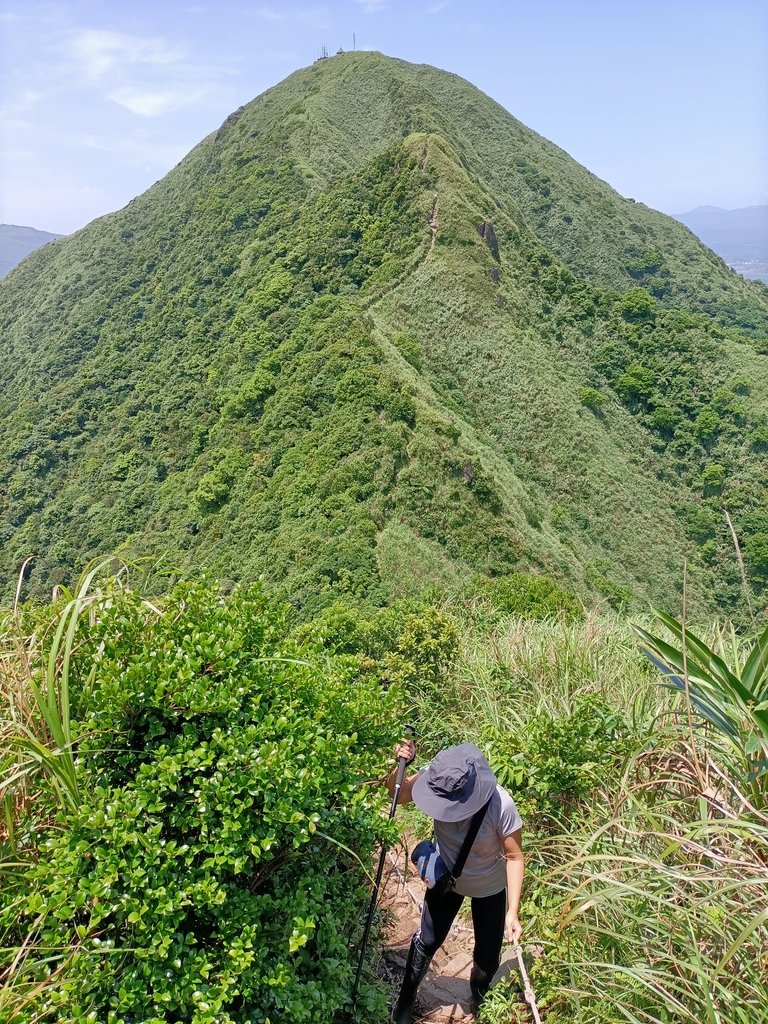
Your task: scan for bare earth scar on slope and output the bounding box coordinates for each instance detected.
[378,841,532,1023]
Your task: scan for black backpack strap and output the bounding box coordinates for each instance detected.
[451,796,492,881]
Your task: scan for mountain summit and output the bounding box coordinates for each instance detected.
[2,52,767,615]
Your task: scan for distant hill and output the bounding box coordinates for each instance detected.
[0,223,62,277]
[675,206,768,282]
[1,53,768,618]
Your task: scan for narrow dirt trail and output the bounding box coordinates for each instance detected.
[429,196,438,251]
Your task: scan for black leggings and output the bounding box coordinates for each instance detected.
[416,885,506,976]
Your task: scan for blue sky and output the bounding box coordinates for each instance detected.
[1,0,766,235]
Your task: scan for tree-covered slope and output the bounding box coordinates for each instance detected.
[266,53,768,332]
[1,52,767,616]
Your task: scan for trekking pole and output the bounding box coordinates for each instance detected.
[349,724,415,1013]
[513,944,542,1024]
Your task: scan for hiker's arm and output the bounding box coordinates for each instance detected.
[502,828,524,943]
[386,737,420,804]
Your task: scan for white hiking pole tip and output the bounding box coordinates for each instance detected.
[511,944,542,1024]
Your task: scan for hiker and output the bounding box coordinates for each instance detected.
[386,737,524,1023]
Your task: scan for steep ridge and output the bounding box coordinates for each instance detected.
[1,52,767,616]
[274,53,768,331]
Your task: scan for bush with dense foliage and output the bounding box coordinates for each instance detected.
[476,573,583,622]
[485,692,629,822]
[2,567,767,1024]
[1,577,404,1023]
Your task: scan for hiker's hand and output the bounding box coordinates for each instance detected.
[504,911,522,944]
[395,737,416,766]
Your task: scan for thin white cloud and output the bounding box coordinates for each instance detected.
[79,132,189,168]
[356,0,388,11]
[427,0,450,12]
[253,5,287,20]
[253,4,330,27]
[69,29,184,79]
[107,86,208,117]
[0,89,43,120]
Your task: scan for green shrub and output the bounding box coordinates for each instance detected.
[684,505,718,543]
[693,407,721,442]
[381,606,461,689]
[699,462,726,495]
[1,581,401,1023]
[647,403,681,436]
[393,331,423,370]
[750,421,768,451]
[221,368,275,419]
[619,287,656,321]
[194,465,233,511]
[578,386,605,411]
[478,573,583,622]
[615,362,654,403]
[292,600,366,653]
[486,694,629,823]
[626,248,664,278]
[744,532,768,584]
[585,561,634,610]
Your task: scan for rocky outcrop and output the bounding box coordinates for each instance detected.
[478,221,500,261]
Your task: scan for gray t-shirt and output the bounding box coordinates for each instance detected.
[429,783,522,899]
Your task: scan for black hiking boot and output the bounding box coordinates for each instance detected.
[469,961,494,1009]
[392,936,432,1024]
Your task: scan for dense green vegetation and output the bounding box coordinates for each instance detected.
[2,51,767,1024]
[1,52,767,618]
[0,571,404,1022]
[2,566,766,1023]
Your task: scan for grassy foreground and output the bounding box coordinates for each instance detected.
[1,565,766,1023]
[405,609,768,1024]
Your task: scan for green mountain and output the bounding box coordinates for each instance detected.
[0,223,62,278]
[2,52,768,616]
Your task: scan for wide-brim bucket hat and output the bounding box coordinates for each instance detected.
[411,743,497,822]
